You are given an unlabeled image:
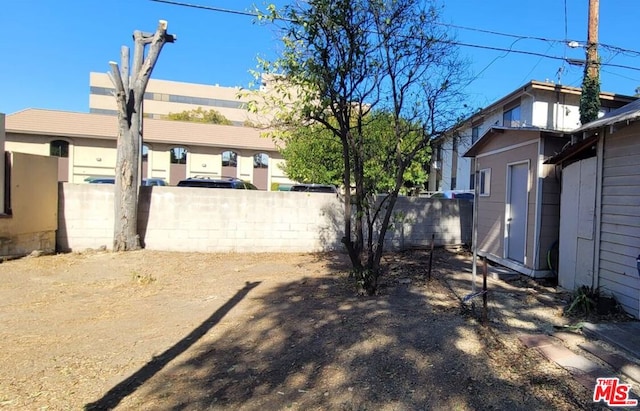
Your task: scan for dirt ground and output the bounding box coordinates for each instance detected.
[0,248,611,410]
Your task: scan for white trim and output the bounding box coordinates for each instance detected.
[479,251,555,278]
[478,168,491,196]
[471,160,480,294]
[504,160,530,266]
[593,132,604,293]
[476,138,538,159]
[532,139,543,270]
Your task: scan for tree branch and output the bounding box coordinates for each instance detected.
[109,61,127,115]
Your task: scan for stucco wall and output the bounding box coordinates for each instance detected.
[57,185,472,253]
[0,152,58,256]
[5,132,294,188]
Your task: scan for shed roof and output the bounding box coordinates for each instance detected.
[5,108,277,151]
[544,99,640,165]
[463,126,564,158]
[571,98,640,135]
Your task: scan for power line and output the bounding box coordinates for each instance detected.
[149,0,640,70]
[437,21,640,58]
[446,40,640,72]
[150,0,262,18]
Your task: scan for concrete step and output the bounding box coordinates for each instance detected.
[582,322,640,360]
[519,331,640,408]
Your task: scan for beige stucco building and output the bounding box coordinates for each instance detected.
[5,109,294,189]
[89,72,261,126]
[0,113,59,257]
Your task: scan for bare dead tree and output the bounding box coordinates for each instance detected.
[109,20,175,251]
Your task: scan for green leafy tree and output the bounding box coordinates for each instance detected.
[280,111,430,194]
[253,0,466,294]
[166,107,233,125]
[579,62,601,125]
[279,124,344,185]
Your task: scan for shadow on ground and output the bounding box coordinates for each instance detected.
[88,249,595,410]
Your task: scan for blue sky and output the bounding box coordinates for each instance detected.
[1,0,639,115]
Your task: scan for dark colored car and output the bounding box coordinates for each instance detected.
[87,177,115,184]
[87,177,168,186]
[177,177,258,189]
[430,190,474,200]
[142,178,168,186]
[290,184,338,193]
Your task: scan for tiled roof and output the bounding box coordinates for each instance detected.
[5,108,277,151]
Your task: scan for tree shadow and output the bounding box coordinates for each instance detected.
[105,251,591,409]
[84,281,261,410]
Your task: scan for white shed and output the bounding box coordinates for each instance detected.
[547,99,640,318]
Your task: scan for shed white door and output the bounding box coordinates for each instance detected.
[506,162,529,263]
[558,157,596,290]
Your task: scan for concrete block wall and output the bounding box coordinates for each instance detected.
[385,196,473,249]
[58,184,345,252]
[57,184,472,253]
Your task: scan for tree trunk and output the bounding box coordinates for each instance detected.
[113,114,140,251]
[110,21,174,251]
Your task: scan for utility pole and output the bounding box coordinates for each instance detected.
[579,0,600,124]
[586,0,599,78]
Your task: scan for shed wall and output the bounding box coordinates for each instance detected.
[476,140,538,268]
[599,125,640,317]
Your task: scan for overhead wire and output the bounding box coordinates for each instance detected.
[149,0,640,73]
[557,0,569,84]
[442,40,640,72]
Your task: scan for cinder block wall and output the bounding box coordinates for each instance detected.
[385,196,473,249]
[57,184,472,253]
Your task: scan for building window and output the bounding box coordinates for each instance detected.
[431,143,442,171]
[479,168,491,196]
[89,108,117,116]
[469,159,476,190]
[89,86,114,96]
[503,105,521,127]
[222,150,238,167]
[142,145,149,161]
[50,140,69,158]
[253,153,269,168]
[170,147,187,164]
[471,126,480,144]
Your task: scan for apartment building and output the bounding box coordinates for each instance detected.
[428,80,636,192]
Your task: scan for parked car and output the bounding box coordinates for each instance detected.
[430,190,474,200]
[290,184,338,193]
[87,177,115,184]
[142,178,168,186]
[176,177,258,189]
[87,177,168,186]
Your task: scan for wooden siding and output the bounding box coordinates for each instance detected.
[599,125,640,317]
